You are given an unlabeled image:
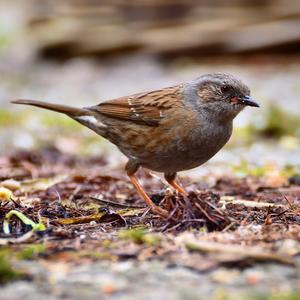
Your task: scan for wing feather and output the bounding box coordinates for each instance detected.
[89,85,183,126]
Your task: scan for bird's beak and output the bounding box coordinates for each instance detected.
[236,95,260,107]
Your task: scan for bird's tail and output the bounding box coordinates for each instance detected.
[11,99,87,116]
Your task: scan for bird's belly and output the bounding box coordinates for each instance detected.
[140,130,231,173]
[141,144,221,173]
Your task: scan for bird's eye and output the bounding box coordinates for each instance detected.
[221,85,230,93]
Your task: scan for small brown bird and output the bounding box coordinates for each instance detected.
[12,73,259,217]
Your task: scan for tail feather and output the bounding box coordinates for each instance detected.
[11,99,87,116]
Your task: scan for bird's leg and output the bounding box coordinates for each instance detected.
[164,173,188,196]
[126,161,168,218]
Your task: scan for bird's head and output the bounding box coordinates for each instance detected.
[184,73,259,122]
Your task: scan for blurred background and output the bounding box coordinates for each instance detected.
[0,0,299,178]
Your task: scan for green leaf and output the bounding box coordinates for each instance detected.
[3,210,46,234]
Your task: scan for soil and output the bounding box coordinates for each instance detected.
[0,148,299,300]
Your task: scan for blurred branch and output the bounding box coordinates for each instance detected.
[11,0,300,58]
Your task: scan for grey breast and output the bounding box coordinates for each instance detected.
[140,118,233,173]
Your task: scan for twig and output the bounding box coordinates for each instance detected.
[90,196,145,209]
[240,211,253,225]
[194,202,219,225]
[283,195,293,208]
[0,231,35,245]
[222,222,236,232]
[206,201,225,216]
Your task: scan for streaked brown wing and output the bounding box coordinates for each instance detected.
[89,85,183,126]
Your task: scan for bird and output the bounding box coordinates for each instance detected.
[12,73,259,218]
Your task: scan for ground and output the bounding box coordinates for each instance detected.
[0,146,299,300]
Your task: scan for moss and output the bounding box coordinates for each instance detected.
[250,293,300,300]
[16,244,46,260]
[119,227,147,244]
[281,164,300,178]
[211,290,300,300]
[119,227,160,245]
[271,294,300,300]
[41,112,83,130]
[0,109,16,126]
[0,32,10,48]
[247,105,300,139]
[0,253,23,284]
[229,105,300,148]
[101,239,114,249]
[232,161,300,180]
[232,160,268,177]
[79,251,114,260]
